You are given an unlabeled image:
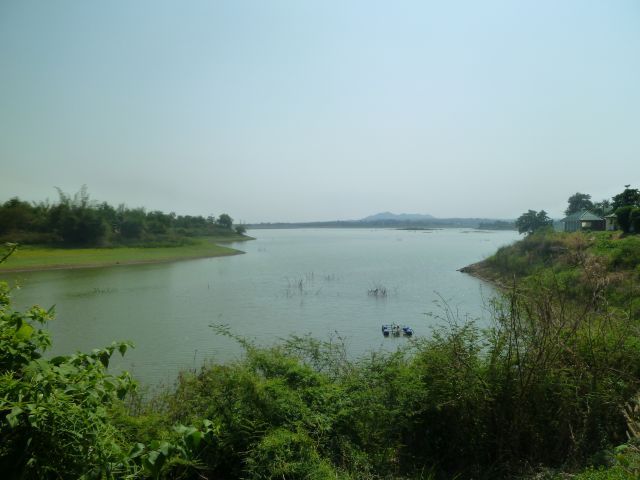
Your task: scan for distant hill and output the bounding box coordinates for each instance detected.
[359,212,435,222]
[247,213,516,230]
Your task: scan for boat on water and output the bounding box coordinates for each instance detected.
[381,324,413,337]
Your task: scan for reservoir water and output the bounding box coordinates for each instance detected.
[1,228,519,386]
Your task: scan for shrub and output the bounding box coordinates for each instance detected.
[245,428,340,479]
[609,236,640,270]
[630,207,640,234]
[0,280,135,478]
[615,206,634,234]
[0,243,136,478]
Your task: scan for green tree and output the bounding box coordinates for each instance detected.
[565,192,594,216]
[592,199,612,216]
[616,206,633,234]
[51,203,107,245]
[0,198,36,235]
[146,210,170,234]
[118,208,147,240]
[49,187,108,245]
[515,210,553,235]
[217,213,233,229]
[630,207,640,234]
[612,185,640,210]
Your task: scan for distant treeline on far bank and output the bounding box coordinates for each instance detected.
[247,218,516,230]
[0,186,245,247]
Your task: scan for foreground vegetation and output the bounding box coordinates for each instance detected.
[2,232,640,479]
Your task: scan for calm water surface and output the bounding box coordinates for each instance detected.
[2,228,519,386]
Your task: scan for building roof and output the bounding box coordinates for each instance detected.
[561,210,604,222]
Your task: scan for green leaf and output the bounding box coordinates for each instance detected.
[15,323,33,340]
[158,441,171,457]
[50,355,68,366]
[27,413,38,428]
[189,430,203,449]
[145,450,160,468]
[98,352,110,368]
[6,406,23,428]
[616,453,630,467]
[129,443,145,459]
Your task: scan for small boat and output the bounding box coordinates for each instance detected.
[381,323,414,337]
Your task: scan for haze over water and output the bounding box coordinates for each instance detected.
[3,228,519,386]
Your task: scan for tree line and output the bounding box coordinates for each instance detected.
[516,185,640,235]
[0,186,244,247]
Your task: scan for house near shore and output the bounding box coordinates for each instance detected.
[561,210,605,232]
[604,213,618,231]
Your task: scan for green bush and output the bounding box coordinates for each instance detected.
[562,442,640,479]
[616,206,634,234]
[609,236,640,270]
[631,207,640,234]
[0,280,135,478]
[245,428,340,479]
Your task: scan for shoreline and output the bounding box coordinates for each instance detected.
[0,250,245,274]
[0,236,252,274]
[458,260,510,291]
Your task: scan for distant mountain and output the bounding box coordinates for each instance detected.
[246,212,515,230]
[360,212,435,222]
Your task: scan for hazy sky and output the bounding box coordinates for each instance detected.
[1,1,639,222]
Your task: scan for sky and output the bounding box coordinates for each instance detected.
[1,0,639,223]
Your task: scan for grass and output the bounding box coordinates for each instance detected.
[476,230,640,279]
[558,442,640,479]
[0,235,252,272]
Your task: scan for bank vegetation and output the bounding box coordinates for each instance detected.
[0,187,251,271]
[0,186,247,248]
